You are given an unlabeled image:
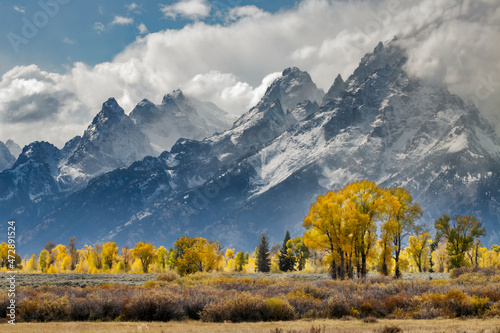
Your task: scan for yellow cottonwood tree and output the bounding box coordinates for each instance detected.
[407,232,431,272]
[381,187,422,278]
[304,180,396,279]
[132,242,156,273]
[342,180,392,278]
[101,242,118,270]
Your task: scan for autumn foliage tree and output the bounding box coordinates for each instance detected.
[101,242,118,270]
[132,242,156,273]
[173,236,222,276]
[435,214,486,269]
[304,180,406,279]
[381,187,423,278]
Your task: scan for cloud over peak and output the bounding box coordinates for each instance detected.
[0,0,499,148]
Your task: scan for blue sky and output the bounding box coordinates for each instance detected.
[0,0,498,147]
[0,0,298,76]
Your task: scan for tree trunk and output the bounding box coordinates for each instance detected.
[394,250,401,279]
[330,260,337,280]
[361,253,367,278]
[339,250,345,280]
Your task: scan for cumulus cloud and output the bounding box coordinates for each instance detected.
[226,5,268,22]
[111,16,134,25]
[161,0,211,20]
[137,23,148,35]
[0,0,499,148]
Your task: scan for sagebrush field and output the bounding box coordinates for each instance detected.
[1,269,500,325]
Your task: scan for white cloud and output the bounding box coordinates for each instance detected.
[13,6,25,14]
[126,3,143,14]
[126,3,138,11]
[161,0,211,20]
[226,6,268,22]
[1,0,499,148]
[93,22,105,34]
[63,37,76,45]
[111,16,134,25]
[137,23,148,35]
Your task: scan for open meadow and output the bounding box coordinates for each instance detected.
[4,318,500,333]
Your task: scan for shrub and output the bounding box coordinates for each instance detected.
[200,293,265,322]
[385,294,408,312]
[124,290,184,321]
[470,295,489,316]
[18,293,69,322]
[156,272,179,282]
[423,289,474,318]
[264,298,295,321]
[285,290,324,317]
[68,297,92,321]
[182,287,222,320]
[325,295,350,318]
[450,266,499,278]
[359,301,374,317]
[0,292,9,319]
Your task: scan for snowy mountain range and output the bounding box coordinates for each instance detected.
[1,40,499,254]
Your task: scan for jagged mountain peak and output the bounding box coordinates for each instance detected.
[348,41,407,88]
[14,141,60,167]
[131,90,235,152]
[12,141,61,178]
[5,139,21,158]
[323,74,346,104]
[261,67,324,112]
[90,97,126,127]
[162,89,186,106]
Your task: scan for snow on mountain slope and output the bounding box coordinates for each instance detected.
[129,89,237,153]
[246,41,500,229]
[5,40,500,253]
[57,98,155,189]
[0,141,61,202]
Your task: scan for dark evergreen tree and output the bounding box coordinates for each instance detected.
[256,235,271,272]
[278,231,295,271]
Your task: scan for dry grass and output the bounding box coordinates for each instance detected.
[2,319,500,333]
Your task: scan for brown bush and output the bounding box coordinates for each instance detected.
[156,272,179,282]
[450,266,499,278]
[18,293,69,322]
[200,293,266,322]
[423,289,474,318]
[181,287,224,320]
[124,289,185,321]
[325,295,350,318]
[384,293,417,314]
[286,291,324,317]
[264,298,296,321]
[0,292,10,319]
